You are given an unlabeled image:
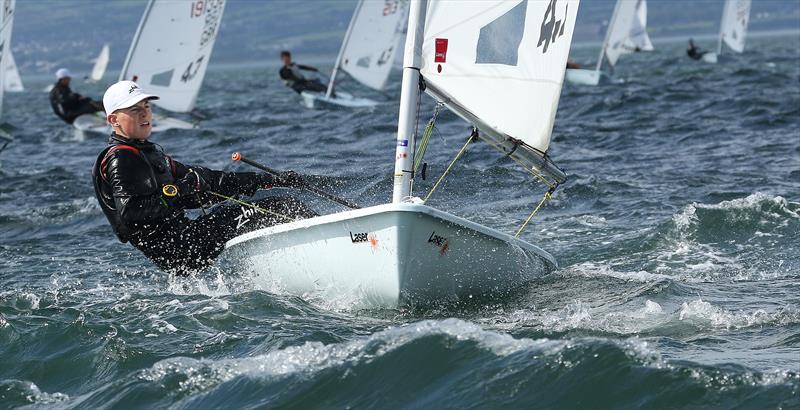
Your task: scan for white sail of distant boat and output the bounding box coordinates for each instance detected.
[702,0,751,63]
[566,0,652,86]
[0,0,17,119]
[0,0,16,151]
[75,0,226,134]
[87,43,110,83]
[219,0,579,308]
[4,50,23,92]
[301,0,408,109]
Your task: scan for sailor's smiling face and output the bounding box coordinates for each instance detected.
[109,100,153,141]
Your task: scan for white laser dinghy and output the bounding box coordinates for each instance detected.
[220,0,579,308]
[0,0,17,157]
[700,0,751,64]
[566,0,652,86]
[301,0,407,109]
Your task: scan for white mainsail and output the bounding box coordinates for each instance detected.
[326,0,408,97]
[418,0,578,183]
[0,0,17,118]
[600,0,652,70]
[718,0,750,54]
[88,44,110,82]
[5,50,23,92]
[120,0,226,113]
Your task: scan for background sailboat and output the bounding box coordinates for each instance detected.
[75,0,226,134]
[701,0,751,63]
[85,43,110,83]
[566,0,652,86]
[4,51,23,92]
[219,0,579,308]
[301,0,408,109]
[0,0,16,159]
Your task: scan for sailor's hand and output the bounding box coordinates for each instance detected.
[277,171,306,189]
[175,168,210,196]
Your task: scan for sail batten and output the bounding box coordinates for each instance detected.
[419,0,578,185]
[120,0,225,113]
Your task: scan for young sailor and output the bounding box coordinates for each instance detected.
[279,50,328,94]
[49,68,105,124]
[686,38,708,61]
[92,81,316,275]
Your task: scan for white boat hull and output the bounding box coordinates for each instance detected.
[73,112,196,138]
[565,68,602,86]
[701,52,718,63]
[218,203,556,308]
[300,90,378,109]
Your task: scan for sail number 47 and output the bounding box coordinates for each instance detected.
[181,56,204,82]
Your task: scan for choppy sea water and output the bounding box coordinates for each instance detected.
[1,33,799,408]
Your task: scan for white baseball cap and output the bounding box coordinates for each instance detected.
[55,68,72,80]
[103,80,159,117]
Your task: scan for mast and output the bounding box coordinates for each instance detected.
[595,0,621,72]
[392,0,426,203]
[716,0,729,55]
[120,0,155,81]
[326,0,364,98]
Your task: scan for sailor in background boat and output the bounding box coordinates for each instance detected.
[49,68,105,124]
[686,38,708,61]
[279,50,328,94]
[92,81,316,275]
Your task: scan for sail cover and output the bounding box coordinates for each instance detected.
[340,0,408,91]
[420,0,578,184]
[5,50,23,92]
[89,44,110,82]
[120,0,226,112]
[720,0,750,53]
[602,0,650,68]
[0,0,16,118]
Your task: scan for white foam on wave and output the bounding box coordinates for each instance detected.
[567,261,682,283]
[0,380,69,405]
[138,319,568,394]
[652,193,798,281]
[489,298,672,335]
[678,298,800,330]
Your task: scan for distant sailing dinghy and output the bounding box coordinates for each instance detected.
[76,0,226,134]
[0,0,17,156]
[566,0,652,86]
[86,43,110,83]
[5,51,23,92]
[301,0,407,109]
[219,0,579,308]
[701,0,751,64]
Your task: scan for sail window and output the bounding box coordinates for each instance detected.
[475,0,527,66]
[151,69,173,87]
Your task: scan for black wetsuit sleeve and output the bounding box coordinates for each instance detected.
[171,159,263,207]
[297,64,318,72]
[106,150,174,227]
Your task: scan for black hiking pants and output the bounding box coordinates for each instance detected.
[131,196,317,275]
